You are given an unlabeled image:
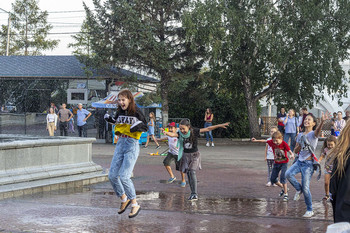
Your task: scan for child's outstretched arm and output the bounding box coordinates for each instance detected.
[251,138,267,143]
[199,122,230,133]
[160,128,178,137]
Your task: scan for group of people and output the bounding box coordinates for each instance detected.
[103,89,350,222]
[254,108,350,222]
[46,102,91,137]
[104,89,228,218]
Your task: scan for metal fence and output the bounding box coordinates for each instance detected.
[0,112,98,137]
[261,116,333,137]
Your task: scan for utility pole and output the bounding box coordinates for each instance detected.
[0,8,11,56]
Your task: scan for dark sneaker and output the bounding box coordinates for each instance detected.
[188,194,198,201]
[279,189,285,197]
[283,194,289,202]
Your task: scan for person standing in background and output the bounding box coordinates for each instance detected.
[46,107,57,136]
[58,103,73,136]
[277,107,286,135]
[204,108,214,147]
[77,103,91,137]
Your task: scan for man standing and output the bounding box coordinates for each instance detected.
[343,110,350,122]
[77,103,91,137]
[277,107,286,134]
[58,103,73,136]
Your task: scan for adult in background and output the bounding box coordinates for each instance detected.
[343,110,350,122]
[58,103,73,136]
[77,103,91,137]
[50,102,59,114]
[46,107,57,136]
[277,107,286,134]
[283,109,299,152]
[331,112,337,136]
[204,108,214,147]
[334,111,346,136]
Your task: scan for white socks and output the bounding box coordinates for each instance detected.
[131,202,139,207]
[121,197,127,203]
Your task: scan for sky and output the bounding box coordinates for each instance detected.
[0,0,95,55]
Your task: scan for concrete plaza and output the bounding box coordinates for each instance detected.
[0,139,333,232]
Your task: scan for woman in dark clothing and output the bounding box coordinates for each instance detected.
[329,122,350,223]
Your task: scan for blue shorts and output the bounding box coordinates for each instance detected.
[148,126,155,135]
[271,163,288,184]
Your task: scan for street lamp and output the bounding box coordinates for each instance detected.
[0,8,11,56]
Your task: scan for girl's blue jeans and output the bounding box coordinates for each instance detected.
[204,122,213,142]
[109,137,140,200]
[286,160,314,211]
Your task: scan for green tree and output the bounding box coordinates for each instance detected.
[68,20,92,57]
[0,0,59,55]
[185,0,350,137]
[84,0,207,125]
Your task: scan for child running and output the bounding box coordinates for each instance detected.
[144,112,161,149]
[104,89,148,218]
[162,119,230,201]
[267,131,294,201]
[286,112,329,218]
[162,122,186,187]
[318,135,337,201]
[251,126,278,187]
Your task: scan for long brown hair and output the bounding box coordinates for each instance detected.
[117,89,136,115]
[330,122,350,177]
[180,118,195,144]
[149,112,156,121]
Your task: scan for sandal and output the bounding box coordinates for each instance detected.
[118,199,131,214]
[129,205,141,218]
[322,195,330,201]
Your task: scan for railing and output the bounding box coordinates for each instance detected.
[261,116,333,137]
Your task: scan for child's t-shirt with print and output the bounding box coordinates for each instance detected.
[296,131,318,161]
[182,128,200,153]
[267,140,290,164]
[167,136,179,155]
[266,137,274,160]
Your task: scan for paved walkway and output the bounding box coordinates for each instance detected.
[0,139,333,232]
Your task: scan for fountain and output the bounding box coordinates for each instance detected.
[0,134,108,199]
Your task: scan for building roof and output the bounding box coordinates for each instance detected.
[0,56,159,83]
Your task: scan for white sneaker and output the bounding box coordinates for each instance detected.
[211,142,214,147]
[302,210,314,218]
[206,142,210,147]
[294,190,302,201]
[272,184,278,187]
[266,182,271,187]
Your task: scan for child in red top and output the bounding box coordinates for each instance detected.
[267,131,294,201]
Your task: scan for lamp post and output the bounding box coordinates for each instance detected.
[0,8,11,56]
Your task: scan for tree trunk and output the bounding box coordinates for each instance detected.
[242,75,260,138]
[160,73,169,127]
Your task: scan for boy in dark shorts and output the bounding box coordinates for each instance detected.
[163,122,186,187]
[267,131,294,201]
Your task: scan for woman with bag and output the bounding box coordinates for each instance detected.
[283,109,299,152]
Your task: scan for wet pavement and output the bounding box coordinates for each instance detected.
[0,139,333,232]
